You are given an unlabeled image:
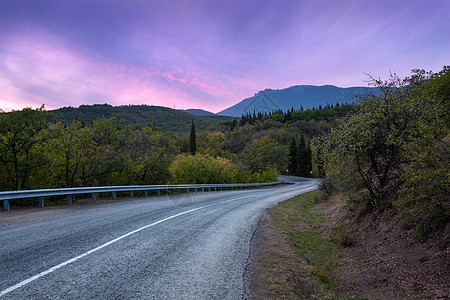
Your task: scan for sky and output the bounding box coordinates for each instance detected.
[0,0,449,113]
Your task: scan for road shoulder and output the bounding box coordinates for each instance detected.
[248,191,449,299]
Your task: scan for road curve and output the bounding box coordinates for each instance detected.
[0,177,318,299]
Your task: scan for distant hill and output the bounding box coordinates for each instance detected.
[218,85,380,117]
[181,109,215,116]
[51,104,234,133]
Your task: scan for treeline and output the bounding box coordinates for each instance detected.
[0,113,178,190]
[239,102,356,126]
[0,110,286,193]
[313,66,449,239]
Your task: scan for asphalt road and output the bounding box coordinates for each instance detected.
[0,177,318,299]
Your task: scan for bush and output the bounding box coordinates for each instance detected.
[318,176,335,197]
[169,154,277,184]
[169,154,222,184]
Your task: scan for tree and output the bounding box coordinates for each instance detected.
[288,138,298,174]
[297,134,308,176]
[50,120,91,188]
[0,106,53,190]
[190,120,196,155]
[321,68,449,208]
[311,135,326,178]
[170,154,233,184]
[240,136,288,174]
[395,67,450,238]
[123,127,177,185]
[306,141,312,177]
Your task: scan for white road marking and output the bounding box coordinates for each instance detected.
[0,195,252,297]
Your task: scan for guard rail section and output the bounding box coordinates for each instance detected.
[0,181,284,211]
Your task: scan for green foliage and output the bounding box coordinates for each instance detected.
[395,67,450,239]
[196,131,228,157]
[224,124,255,153]
[240,136,288,174]
[170,154,237,184]
[288,138,298,174]
[169,153,277,184]
[0,106,54,190]
[320,70,438,206]
[169,154,220,184]
[190,120,196,155]
[121,127,177,185]
[317,66,449,237]
[253,166,278,183]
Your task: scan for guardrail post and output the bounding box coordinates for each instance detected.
[195,188,197,192]
[168,189,171,195]
[39,197,44,208]
[157,190,160,196]
[130,191,134,198]
[178,188,181,194]
[202,187,204,192]
[112,192,116,200]
[187,188,189,193]
[144,190,148,197]
[92,193,96,201]
[68,195,72,205]
[4,200,9,211]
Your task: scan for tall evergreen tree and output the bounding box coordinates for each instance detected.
[190,120,196,155]
[306,140,312,177]
[297,134,307,177]
[288,138,298,175]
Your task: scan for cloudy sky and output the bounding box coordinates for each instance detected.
[1,0,448,113]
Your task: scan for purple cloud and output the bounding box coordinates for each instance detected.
[1,0,449,112]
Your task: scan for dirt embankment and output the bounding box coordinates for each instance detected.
[249,193,449,299]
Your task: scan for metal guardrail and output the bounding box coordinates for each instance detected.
[0,181,284,211]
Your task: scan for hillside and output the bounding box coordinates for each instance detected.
[52,104,234,132]
[218,85,380,117]
[181,109,216,116]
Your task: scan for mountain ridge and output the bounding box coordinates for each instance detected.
[218,84,380,117]
[51,104,233,132]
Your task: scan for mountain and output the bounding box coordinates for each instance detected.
[51,104,234,133]
[181,109,215,116]
[218,85,380,117]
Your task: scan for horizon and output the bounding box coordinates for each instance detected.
[1,0,449,113]
[2,83,376,114]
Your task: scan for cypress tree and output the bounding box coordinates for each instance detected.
[306,140,312,177]
[297,134,307,176]
[288,138,298,175]
[190,120,196,155]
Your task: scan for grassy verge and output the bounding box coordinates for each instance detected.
[252,190,352,299]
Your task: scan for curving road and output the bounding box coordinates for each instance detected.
[0,177,318,299]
